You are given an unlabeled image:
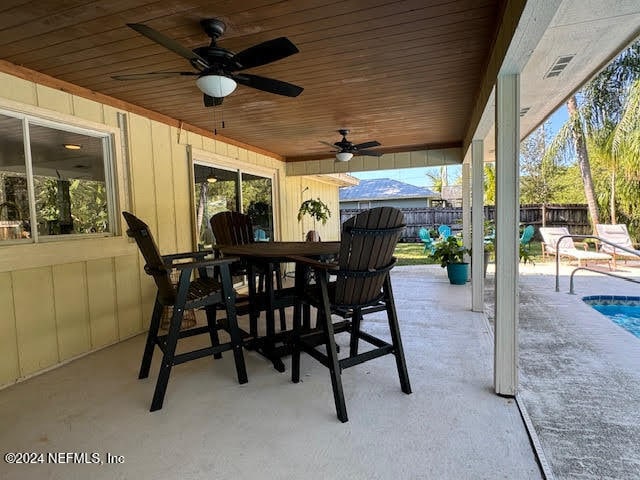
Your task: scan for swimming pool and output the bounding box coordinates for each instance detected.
[583,295,640,338]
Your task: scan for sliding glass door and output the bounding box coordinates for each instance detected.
[193,161,274,249]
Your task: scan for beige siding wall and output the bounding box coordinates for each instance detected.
[0,72,340,389]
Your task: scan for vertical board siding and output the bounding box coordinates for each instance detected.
[170,127,193,253]
[52,262,91,361]
[128,113,157,229]
[35,84,72,114]
[71,96,104,123]
[12,267,58,376]
[0,71,37,104]
[114,254,143,339]
[151,122,177,253]
[127,113,157,324]
[0,272,20,385]
[86,258,118,349]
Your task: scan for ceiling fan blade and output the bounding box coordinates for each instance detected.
[111,71,197,81]
[127,23,210,70]
[320,141,339,150]
[358,149,383,157]
[354,140,381,150]
[203,94,224,107]
[232,73,303,97]
[233,37,299,70]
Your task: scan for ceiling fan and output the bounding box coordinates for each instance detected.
[321,129,382,161]
[112,19,303,107]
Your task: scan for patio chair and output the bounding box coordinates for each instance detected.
[595,224,640,268]
[122,211,247,412]
[418,227,434,253]
[290,206,412,422]
[254,228,268,242]
[520,225,535,251]
[539,226,612,269]
[438,224,452,240]
[210,211,286,333]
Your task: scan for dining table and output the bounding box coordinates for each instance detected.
[217,241,341,371]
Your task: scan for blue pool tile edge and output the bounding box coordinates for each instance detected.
[583,295,640,306]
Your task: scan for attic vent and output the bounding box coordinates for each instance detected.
[519,107,530,117]
[545,55,575,78]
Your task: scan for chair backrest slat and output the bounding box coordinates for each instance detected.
[122,212,175,302]
[596,224,634,252]
[539,227,574,251]
[210,211,254,246]
[336,207,404,306]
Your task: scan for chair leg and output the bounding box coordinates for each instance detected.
[291,297,302,384]
[383,277,412,395]
[248,264,259,338]
[318,276,348,422]
[139,297,163,380]
[149,300,184,412]
[219,263,248,385]
[349,308,362,357]
[275,264,287,331]
[205,305,223,360]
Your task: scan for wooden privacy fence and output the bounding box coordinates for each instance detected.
[340,204,590,242]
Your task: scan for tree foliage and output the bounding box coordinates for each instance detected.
[543,40,640,238]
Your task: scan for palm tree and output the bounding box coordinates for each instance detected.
[546,40,640,232]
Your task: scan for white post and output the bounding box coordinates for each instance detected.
[462,160,471,281]
[494,74,519,396]
[471,140,485,312]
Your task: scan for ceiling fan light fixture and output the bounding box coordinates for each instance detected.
[336,151,353,162]
[196,74,237,97]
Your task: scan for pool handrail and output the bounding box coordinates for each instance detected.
[568,266,640,294]
[554,234,640,292]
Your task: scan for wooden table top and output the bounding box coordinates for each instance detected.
[218,241,340,260]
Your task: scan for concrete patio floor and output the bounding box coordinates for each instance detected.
[486,259,640,480]
[0,265,542,480]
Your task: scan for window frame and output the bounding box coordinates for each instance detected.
[188,147,279,250]
[0,107,118,244]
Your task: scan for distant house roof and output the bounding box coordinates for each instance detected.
[339,178,439,201]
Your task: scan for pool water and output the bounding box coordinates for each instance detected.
[583,296,640,338]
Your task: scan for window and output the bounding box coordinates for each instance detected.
[0,111,116,243]
[193,162,274,249]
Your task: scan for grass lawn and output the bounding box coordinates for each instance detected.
[393,240,547,267]
[394,243,438,266]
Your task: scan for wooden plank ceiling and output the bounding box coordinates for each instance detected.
[0,0,502,161]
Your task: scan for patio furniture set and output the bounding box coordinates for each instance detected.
[123,207,412,423]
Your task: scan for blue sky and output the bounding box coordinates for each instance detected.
[350,105,570,188]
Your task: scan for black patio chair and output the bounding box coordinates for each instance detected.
[290,207,412,422]
[210,211,286,335]
[122,211,247,412]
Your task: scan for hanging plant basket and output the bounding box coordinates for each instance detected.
[297,198,331,225]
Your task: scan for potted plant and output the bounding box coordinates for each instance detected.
[297,198,331,240]
[430,235,471,285]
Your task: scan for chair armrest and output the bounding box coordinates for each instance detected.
[288,255,339,271]
[172,256,239,271]
[163,250,210,264]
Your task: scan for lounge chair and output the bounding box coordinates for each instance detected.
[539,226,612,269]
[595,224,640,268]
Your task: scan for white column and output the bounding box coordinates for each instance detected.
[494,74,519,396]
[462,160,471,279]
[471,140,485,312]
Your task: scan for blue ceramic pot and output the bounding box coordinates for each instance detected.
[446,262,469,285]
